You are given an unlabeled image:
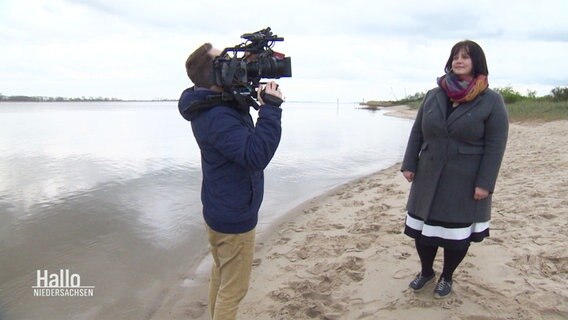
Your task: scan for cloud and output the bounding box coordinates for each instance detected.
[0,0,567,101]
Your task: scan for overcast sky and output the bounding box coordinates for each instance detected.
[1,0,567,102]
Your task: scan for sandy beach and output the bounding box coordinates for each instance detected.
[151,106,568,320]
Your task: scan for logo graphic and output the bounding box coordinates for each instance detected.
[33,269,95,297]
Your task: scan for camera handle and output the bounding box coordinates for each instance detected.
[230,89,260,110]
[260,89,283,107]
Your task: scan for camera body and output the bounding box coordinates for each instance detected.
[211,27,292,108]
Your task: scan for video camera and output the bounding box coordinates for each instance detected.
[211,27,292,109]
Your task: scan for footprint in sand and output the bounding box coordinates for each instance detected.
[354,234,379,251]
[397,252,411,260]
[392,268,413,279]
[306,262,340,275]
[281,222,304,233]
[337,192,354,200]
[539,212,557,219]
[303,206,319,214]
[341,200,365,207]
[275,237,291,245]
[348,222,381,234]
[267,256,363,319]
[269,290,292,303]
[184,301,207,318]
[334,256,366,283]
[403,290,463,309]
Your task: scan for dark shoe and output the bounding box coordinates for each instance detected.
[433,277,452,299]
[409,272,435,292]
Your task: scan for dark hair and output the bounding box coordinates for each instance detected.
[185,43,215,88]
[444,40,489,76]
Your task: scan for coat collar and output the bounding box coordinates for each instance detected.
[434,89,484,127]
[447,93,484,126]
[435,90,447,120]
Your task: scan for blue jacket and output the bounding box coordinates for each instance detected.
[178,87,282,233]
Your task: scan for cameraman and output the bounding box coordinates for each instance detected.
[178,43,283,320]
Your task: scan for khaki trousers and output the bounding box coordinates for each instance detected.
[206,226,255,320]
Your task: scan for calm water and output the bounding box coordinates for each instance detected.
[0,101,412,319]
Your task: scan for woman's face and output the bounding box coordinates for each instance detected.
[451,48,474,80]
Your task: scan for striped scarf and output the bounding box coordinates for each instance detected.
[438,72,488,107]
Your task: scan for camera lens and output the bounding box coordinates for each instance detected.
[247,57,292,79]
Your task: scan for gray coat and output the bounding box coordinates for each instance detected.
[401,87,509,223]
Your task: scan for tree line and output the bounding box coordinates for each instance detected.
[399,86,568,104]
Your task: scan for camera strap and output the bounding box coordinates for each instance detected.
[223,58,240,92]
[230,91,259,110]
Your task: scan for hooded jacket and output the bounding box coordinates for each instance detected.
[178,87,282,233]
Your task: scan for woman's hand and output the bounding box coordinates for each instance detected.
[402,170,415,182]
[474,187,489,200]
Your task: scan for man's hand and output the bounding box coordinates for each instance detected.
[258,81,284,107]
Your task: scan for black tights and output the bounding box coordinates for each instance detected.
[415,239,468,281]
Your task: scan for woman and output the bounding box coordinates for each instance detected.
[401,40,509,299]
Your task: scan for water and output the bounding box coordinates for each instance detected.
[0,101,412,319]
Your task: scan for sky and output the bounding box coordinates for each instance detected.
[0,0,567,102]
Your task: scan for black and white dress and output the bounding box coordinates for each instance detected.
[404,212,489,249]
[404,101,490,250]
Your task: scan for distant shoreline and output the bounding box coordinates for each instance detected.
[0,99,361,104]
[0,98,177,103]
